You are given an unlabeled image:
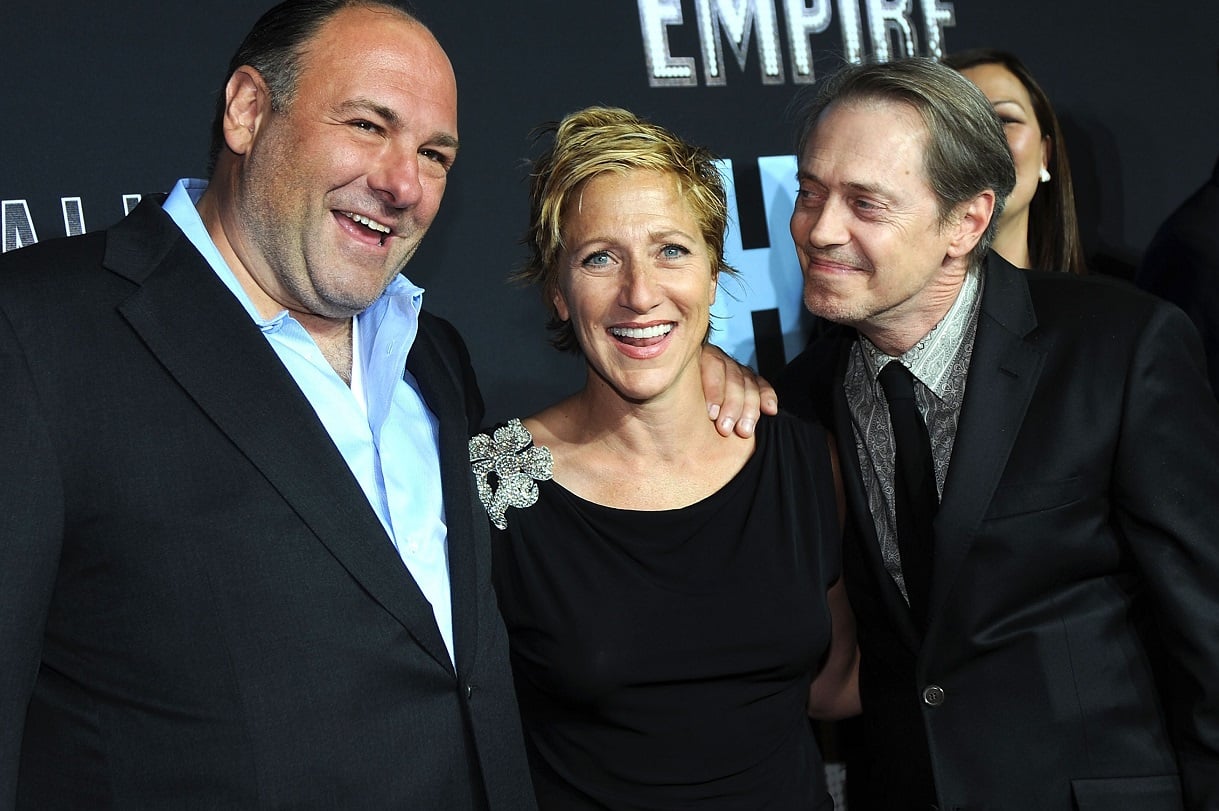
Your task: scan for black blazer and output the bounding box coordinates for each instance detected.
[0,199,536,809]
[780,255,1219,811]
[1137,157,1219,395]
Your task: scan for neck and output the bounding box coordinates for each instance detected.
[197,182,355,385]
[570,367,723,464]
[991,213,1032,269]
[859,262,969,357]
[303,315,355,384]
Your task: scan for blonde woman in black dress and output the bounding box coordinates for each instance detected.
[471,107,858,810]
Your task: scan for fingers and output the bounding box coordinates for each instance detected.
[758,376,778,417]
[718,355,751,437]
[699,344,775,437]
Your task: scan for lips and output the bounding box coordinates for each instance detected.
[606,322,676,360]
[609,323,673,344]
[341,210,392,234]
[336,210,393,246]
[609,321,677,339]
[807,255,867,274]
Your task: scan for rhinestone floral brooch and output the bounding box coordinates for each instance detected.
[469,418,554,530]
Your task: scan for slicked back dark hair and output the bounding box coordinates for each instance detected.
[794,57,1017,269]
[206,0,419,175]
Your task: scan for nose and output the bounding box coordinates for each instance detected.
[793,194,849,250]
[619,262,662,314]
[367,144,425,209]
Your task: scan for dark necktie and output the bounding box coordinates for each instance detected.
[878,361,938,627]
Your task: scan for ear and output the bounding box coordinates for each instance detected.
[945,190,995,260]
[221,67,271,157]
[1040,134,1052,174]
[708,268,719,306]
[552,285,570,322]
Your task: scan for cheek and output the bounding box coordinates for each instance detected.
[555,273,603,323]
[419,176,448,213]
[790,210,809,242]
[1008,131,1042,171]
[790,214,818,257]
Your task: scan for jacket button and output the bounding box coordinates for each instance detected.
[922,684,946,707]
[466,684,474,700]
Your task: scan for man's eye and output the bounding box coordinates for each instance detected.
[421,149,452,168]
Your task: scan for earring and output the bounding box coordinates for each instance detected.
[1039,167,1051,183]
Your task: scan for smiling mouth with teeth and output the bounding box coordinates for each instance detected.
[609,324,673,340]
[341,210,392,245]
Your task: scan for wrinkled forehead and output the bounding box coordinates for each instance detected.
[804,96,929,159]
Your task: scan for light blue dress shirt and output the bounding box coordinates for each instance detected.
[163,179,454,662]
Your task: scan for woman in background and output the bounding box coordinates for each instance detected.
[471,106,857,809]
[945,48,1088,274]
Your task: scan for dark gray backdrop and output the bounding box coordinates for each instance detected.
[3,1,1216,421]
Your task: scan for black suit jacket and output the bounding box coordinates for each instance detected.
[0,199,536,809]
[780,255,1219,810]
[1137,157,1219,395]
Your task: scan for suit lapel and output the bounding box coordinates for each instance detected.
[108,200,455,673]
[406,318,482,680]
[928,256,1044,625]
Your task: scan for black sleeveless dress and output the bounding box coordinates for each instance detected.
[477,413,840,810]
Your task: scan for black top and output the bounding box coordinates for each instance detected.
[488,413,840,809]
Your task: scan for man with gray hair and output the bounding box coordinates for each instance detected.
[779,58,1219,810]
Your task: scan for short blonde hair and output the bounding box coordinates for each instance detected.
[519,106,734,352]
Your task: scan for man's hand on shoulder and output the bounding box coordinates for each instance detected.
[699,344,778,438]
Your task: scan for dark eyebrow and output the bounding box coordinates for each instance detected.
[845,180,890,198]
[335,97,460,152]
[798,169,890,199]
[337,97,401,125]
[429,131,461,152]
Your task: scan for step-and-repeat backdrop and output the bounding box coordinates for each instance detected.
[3,1,1216,419]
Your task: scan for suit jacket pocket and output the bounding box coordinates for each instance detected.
[1071,774,1183,810]
[983,476,1086,520]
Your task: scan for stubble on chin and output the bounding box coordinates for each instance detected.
[801,279,872,328]
[310,229,427,317]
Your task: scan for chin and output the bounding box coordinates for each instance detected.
[589,364,668,404]
[803,290,843,320]
[321,276,397,314]
[803,295,870,329]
